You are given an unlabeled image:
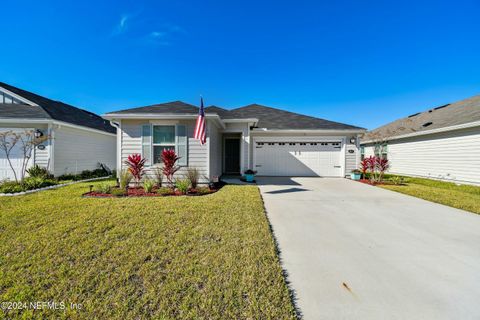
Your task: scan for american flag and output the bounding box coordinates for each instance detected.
[194,97,206,145]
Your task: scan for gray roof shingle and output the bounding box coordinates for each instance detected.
[363,95,480,141]
[110,102,364,130]
[0,82,116,134]
[225,104,365,130]
[0,103,51,119]
[109,101,199,114]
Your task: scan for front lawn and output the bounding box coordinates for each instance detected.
[379,176,480,214]
[0,180,296,319]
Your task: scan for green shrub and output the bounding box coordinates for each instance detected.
[95,183,112,194]
[26,165,53,179]
[157,187,174,196]
[110,188,127,197]
[22,177,57,190]
[119,169,132,189]
[390,176,405,185]
[0,181,25,193]
[143,178,155,193]
[185,167,200,189]
[175,179,190,195]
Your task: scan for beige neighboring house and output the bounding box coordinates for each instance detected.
[0,82,116,180]
[361,95,480,185]
[103,101,365,182]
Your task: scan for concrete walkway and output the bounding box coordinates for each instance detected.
[257,177,480,320]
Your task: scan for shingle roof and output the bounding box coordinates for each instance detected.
[110,102,364,131]
[226,104,365,130]
[0,82,116,134]
[0,103,51,119]
[363,95,480,141]
[108,101,199,114]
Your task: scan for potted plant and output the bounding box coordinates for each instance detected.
[243,169,257,182]
[351,169,362,180]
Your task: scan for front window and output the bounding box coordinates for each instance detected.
[153,125,175,164]
[360,146,365,160]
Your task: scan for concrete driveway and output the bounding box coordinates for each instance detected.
[257,177,480,320]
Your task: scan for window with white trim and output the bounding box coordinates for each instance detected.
[153,125,175,164]
[142,124,187,166]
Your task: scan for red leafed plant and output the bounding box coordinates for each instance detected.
[124,154,146,185]
[161,149,180,187]
[374,156,389,182]
[358,156,389,183]
[359,158,370,179]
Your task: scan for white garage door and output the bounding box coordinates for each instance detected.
[254,141,343,177]
[0,128,34,181]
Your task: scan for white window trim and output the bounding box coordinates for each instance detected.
[152,124,176,165]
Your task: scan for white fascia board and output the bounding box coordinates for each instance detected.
[223,118,259,123]
[0,86,39,106]
[251,128,366,134]
[360,120,480,144]
[103,113,226,129]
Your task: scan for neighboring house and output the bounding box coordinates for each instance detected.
[0,82,116,180]
[361,95,480,185]
[103,101,365,181]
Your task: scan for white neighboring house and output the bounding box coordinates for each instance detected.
[0,82,116,180]
[361,95,480,185]
[103,101,365,182]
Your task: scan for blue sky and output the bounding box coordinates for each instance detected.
[1,0,479,129]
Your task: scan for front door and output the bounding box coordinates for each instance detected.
[224,138,240,174]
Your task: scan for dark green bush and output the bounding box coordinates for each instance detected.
[0,181,25,194]
[26,165,53,179]
[196,186,212,195]
[0,177,57,194]
[22,177,57,190]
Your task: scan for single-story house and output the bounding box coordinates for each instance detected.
[103,101,365,181]
[0,82,116,180]
[361,95,480,185]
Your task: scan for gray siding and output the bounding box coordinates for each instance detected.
[120,119,209,181]
[53,125,116,176]
[345,135,359,174]
[362,126,480,185]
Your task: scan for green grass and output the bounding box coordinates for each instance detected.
[0,180,296,319]
[379,175,480,214]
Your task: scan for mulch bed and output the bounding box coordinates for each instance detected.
[83,183,225,198]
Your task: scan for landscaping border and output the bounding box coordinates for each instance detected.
[0,176,112,197]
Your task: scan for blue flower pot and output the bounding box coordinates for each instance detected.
[351,173,361,180]
[245,173,255,182]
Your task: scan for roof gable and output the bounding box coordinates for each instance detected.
[0,82,116,134]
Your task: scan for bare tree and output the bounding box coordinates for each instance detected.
[0,130,50,182]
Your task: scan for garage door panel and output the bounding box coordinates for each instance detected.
[0,128,34,181]
[255,141,342,177]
